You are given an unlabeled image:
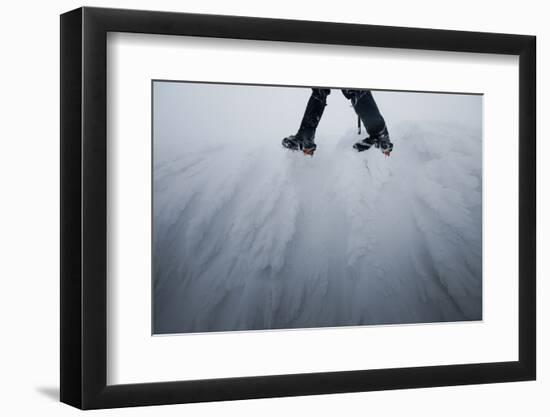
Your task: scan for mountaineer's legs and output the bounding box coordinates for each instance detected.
[342,89,393,155]
[282,88,330,155]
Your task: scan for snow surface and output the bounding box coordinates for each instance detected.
[153,109,482,334]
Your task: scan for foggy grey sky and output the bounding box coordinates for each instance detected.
[153,81,482,162]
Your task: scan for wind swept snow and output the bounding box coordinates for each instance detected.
[153,116,482,334]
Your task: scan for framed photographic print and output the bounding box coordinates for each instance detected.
[60,6,536,409]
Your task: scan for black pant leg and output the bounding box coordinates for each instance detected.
[296,88,330,142]
[343,89,386,136]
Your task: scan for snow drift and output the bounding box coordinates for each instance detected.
[153,120,482,334]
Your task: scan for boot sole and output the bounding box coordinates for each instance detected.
[353,143,372,152]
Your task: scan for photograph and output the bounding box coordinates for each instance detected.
[152,81,483,334]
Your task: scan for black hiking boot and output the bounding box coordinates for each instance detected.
[353,126,393,156]
[282,135,317,156]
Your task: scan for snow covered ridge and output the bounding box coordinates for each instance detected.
[153,121,482,334]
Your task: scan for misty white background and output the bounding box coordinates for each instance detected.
[0,1,546,416]
[153,81,482,333]
[153,82,482,161]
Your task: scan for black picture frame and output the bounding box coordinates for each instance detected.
[60,6,536,409]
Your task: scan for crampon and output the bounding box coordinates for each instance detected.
[282,135,317,156]
[353,128,393,157]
